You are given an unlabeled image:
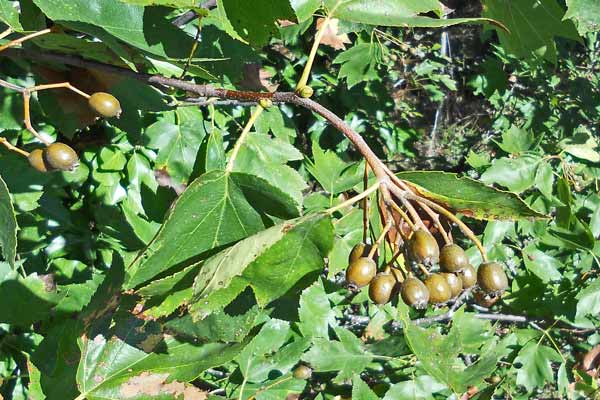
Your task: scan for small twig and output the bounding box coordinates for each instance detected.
[225,105,265,172]
[326,182,380,215]
[180,18,202,78]
[420,203,450,244]
[171,0,217,27]
[403,192,488,262]
[411,287,473,325]
[23,91,51,144]
[0,28,51,53]
[368,213,393,258]
[0,137,29,157]
[0,78,24,93]
[296,16,330,91]
[247,376,293,400]
[475,313,529,323]
[0,27,13,40]
[389,201,415,231]
[362,162,370,243]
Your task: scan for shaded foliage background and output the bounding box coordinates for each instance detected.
[0,0,599,399]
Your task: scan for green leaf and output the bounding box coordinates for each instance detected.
[32,32,123,65]
[31,0,197,58]
[0,174,17,268]
[0,262,62,326]
[218,0,295,46]
[125,170,266,289]
[231,172,302,219]
[400,307,500,394]
[306,141,364,195]
[204,130,227,172]
[146,108,207,185]
[333,43,380,88]
[325,0,500,29]
[0,1,23,30]
[522,245,562,283]
[397,171,546,220]
[535,161,555,199]
[352,375,379,400]
[118,0,198,7]
[165,306,261,343]
[559,128,600,163]
[575,279,600,323]
[480,155,540,193]
[190,214,334,319]
[232,131,306,210]
[513,342,562,392]
[496,126,535,154]
[290,0,320,22]
[235,319,309,383]
[482,0,580,62]
[298,278,335,339]
[76,330,243,399]
[383,375,447,400]
[303,327,373,383]
[565,0,600,34]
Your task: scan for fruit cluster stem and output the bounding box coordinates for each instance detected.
[225,104,265,173]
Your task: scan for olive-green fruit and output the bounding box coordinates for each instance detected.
[407,229,439,266]
[88,92,122,118]
[297,85,314,98]
[424,273,452,304]
[28,149,51,172]
[477,262,509,294]
[346,257,377,288]
[348,242,367,264]
[441,272,463,298]
[400,277,429,309]
[458,264,477,288]
[293,364,312,380]
[368,273,396,304]
[43,143,79,171]
[439,244,469,272]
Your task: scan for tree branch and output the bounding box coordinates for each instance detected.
[172,0,217,27]
[3,48,391,182]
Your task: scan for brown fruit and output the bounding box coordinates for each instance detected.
[458,264,477,288]
[28,149,52,172]
[407,229,439,266]
[293,364,312,380]
[424,273,452,304]
[477,262,509,294]
[43,143,79,171]
[368,273,396,304]
[400,277,429,309]
[441,272,463,298]
[88,92,122,118]
[348,242,370,264]
[345,257,377,288]
[439,244,469,272]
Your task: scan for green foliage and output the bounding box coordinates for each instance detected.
[0,0,599,399]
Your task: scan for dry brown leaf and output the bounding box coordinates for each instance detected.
[239,63,279,92]
[120,372,208,399]
[317,18,351,50]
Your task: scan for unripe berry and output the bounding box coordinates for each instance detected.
[407,229,439,266]
[439,244,469,272]
[88,92,122,118]
[43,143,79,171]
[424,273,452,304]
[345,257,377,288]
